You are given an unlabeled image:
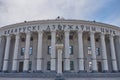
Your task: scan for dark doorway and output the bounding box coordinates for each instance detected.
[62,61,64,72]
[97,61,102,72]
[19,62,23,72]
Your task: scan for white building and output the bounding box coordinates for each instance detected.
[0,19,120,77]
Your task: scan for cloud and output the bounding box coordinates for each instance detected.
[0,0,118,27]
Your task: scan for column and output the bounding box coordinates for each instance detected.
[36,31,43,72]
[0,36,2,71]
[90,32,98,72]
[117,36,120,72]
[78,31,85,72]
[23,32,31,72]
[2,35,11,72]
[109,35,118,72]
[12,34,20,72]
[100,33,109,72]
[64,30,70,72]
[50,31,56,72]
[0,37,6,72]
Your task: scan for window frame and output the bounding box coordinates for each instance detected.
[48,45,51,55]
[88,46,91,55]
[29,46,33,55]
[21,47,25,56]
[70,61,74,70]
[47,61,51,70]
[69,45,73,55]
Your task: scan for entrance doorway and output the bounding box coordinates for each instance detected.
[19,62,23,72]
[97,61,102,72]
[62,61,64,72]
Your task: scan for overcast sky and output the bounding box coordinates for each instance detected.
[0,0,120,27]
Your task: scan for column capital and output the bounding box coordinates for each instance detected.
[109,34,114,37]
[6,34,12,37]
[26,32,31,35]
[100,33,105,38]
[14,33,20,36]
[78,30,83,33]
[90,31,95,35]
[37,31,43,34]
[109,34,114,39]
[51,30,56,32]
[64,30,70,33]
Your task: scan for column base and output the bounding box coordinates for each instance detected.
[78,70,87,73]
[11,70,17,73]
[55,73,65,80]
[23,70,29,73]
[2,70,8,73]
[118,70,120,72]
[35,70,43,73]
[50,70,56,73]
[63,70,71,73]
[91,70,98,73]
[102,70,109,73]
[112,70,118,73]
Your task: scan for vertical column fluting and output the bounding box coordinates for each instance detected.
[0,36,2,71]
[64,30,70,72]
[50,31,56,71]
[109,35,118,72]
[100,33,109,72]
[12,34,20,72]
[78,31,85,72]
[3,35,11,72]
[90,32,98,72]
[36,31,43,72]
[0,36,5,71]
[23,32,31,72]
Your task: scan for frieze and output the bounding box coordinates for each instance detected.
[2,24,116,35]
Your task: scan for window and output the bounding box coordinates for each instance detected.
[29,61,32,71]
[69,46,73,55]
[89,61,92,72]
[69,35,73,40]
[96,47,100,56]
[21,47,25,56]
[70,61,74,70]
[29,46,33,55]
[48,46,51,55]
[48,35,51,40]
[88,47,91,54]
[21,38,25,42]
[47,61,51,70]
[30,37,33,41]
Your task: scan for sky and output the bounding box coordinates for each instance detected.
[0,0,120,27]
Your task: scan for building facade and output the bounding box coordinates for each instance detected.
[0,19,120,74]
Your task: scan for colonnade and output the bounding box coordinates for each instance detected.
[0,30,119,72]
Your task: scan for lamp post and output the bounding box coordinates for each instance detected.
[55,31,65,80]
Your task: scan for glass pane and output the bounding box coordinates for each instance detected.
[70,61,74,70]
[47,61,50,70]
[21,47,25,56]
[96,48,100,56]
[29,61,32,70]
[48,46,51,54]
[29,47,33,55]
[69,46,73,55]
[89,61,92,71]
[88,47,91,54]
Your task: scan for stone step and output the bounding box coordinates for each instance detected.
[0,72,119,78]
